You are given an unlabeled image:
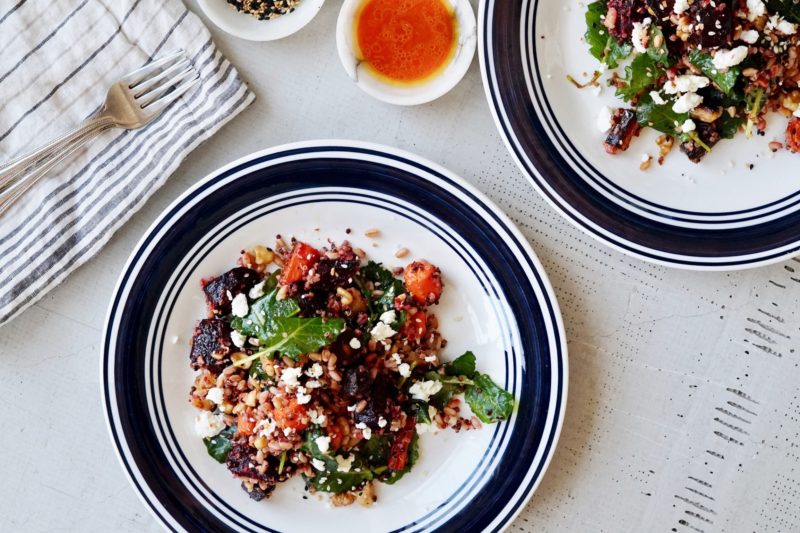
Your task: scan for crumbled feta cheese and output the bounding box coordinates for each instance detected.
[296,386,311,405]
[398,363,411,377]
[416,422,437,434]
[377,417,387,428]
[248,337,260,346]
[312,458,327,471]
[361,427,372,440]
[256,417,277,436]
[409,380,443,401]
[597,106,614,133]
[230,293,249,318]
[370,321,396,342]
[641,153,651,163]
[663,75,710,95]
[283,427,294,437]
[248,280,266,300]
[349,337,362,349]
[230,330,247,348]
[379,310,397,324]
[308,410,327,425]
[740,29,759,44]
[305,363,324,378]
[631,17,652,53]
[680,119,696,133]
[206,387,224,405]
[347,404,357,412]
[650,91,667,105]
[794,108,800,118]
[315,435,331,454]
[424,355,437,363]
[194,411,225,438]
[335,455,354,472]
[767,14,798,35]
[281,367,303,388]
[673,0,689,14]
[712,46,748,71]
[672,92,703,114]
[746,0,766,21]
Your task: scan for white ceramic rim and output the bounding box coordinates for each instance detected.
[196,0,326,42]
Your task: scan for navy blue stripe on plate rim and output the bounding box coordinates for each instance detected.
[102,142,568,533]
[479,0,800,269]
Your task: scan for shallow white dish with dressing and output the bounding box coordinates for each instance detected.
[197,0,325,41]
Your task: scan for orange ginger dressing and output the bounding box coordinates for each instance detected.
[354,0,458,86]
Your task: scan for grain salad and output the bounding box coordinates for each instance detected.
[579,0,800,163]
[188,237,515,505]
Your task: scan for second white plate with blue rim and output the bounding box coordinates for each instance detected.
[102,140,568,532]
[480,0,800,270]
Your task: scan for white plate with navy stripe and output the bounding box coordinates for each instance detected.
[480,0,800,269]
[102,141,568,532]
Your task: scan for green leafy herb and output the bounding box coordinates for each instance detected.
[203,426,236,463]
[231,273,299,341]
[238,316,345,365]
[688,50,739,95]
[424,371,464,409]
[717,113,746,140]
[360,261,406,328]
[361,435,392,468]
[585,0,632,69]
[767,0,800,23]
[411,400,432,423]
[302,429,375,494]
[647,25,671,66]
[465,374,516,424]
[444,351,476,378]
[635,92,688,137]
[383,432,419,485]
[617,54,664,102]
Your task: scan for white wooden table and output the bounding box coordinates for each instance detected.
[2,1,799,531]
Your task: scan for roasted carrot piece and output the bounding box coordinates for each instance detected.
[237,408,256,436]
[401,310,428,342]
[281,242,320,284]
[272,397,309,432]
[403,260,443,306]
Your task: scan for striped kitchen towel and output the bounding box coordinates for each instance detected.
[0,0,255,326]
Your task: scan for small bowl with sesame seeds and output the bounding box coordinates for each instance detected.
[197,0,326,41]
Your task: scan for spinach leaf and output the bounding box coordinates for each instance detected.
[688,50,739,95]
[465,374,515,424]
[647,25,671,66]
[585,0,632,69]
[636,92,687,136]
[203,426,236,463]
[361,261,406,326]
[383,432,420,485]
[232,277,299,341]
[423,371,463,409]
[304,454,374,494]
[410,400,432,423]
[616,54,664,102]
[444,351,477,378]
[360,435,392,468]
[260,316,345,360]
[767,0,800,23]
[717,113,746,139]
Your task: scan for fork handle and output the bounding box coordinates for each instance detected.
[0,125,112,216]
[0,114,115,190]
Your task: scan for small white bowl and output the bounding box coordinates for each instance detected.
[336,0,477,106]
[197,0,326,42]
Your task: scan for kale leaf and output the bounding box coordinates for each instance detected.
[231,273,299,341]
[203,426,236,463]
[258,316,345,360]
[688,50,739,95]
[585,0,632,69]
[617,54,664,102]
[464,373,515,424]
[635,92,688,137]
[444,351,477,378]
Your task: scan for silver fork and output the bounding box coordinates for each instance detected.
[0,50,199,215]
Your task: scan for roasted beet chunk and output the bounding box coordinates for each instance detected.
[355,375,396,429]
[342,366,372,398]
[227,440,270,481]
[243,482,274,502]
[606,0,637,41]
[202,267,260,316]
[681,122,720,162]
[604,108,641,154]
[691,0,733,49]
[190,318,233,373]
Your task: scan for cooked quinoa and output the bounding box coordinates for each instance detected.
[189,238,514,504]
[227,0,301,20]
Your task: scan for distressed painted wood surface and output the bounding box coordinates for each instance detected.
[1,1,798,531]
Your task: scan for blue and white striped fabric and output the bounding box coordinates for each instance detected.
[0,0,255,326]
